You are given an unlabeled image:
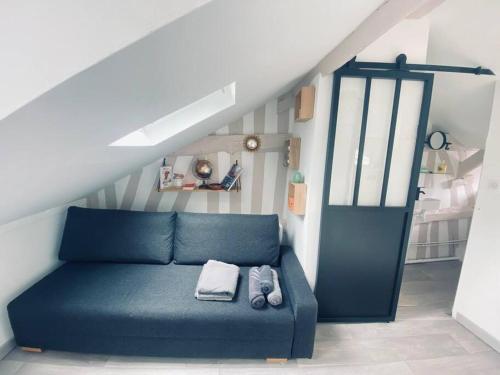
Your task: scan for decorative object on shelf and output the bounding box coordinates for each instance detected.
[437,160,448,174]
[285,137,301,169]
[292,171,304,184]
[159,159,173,189]
[243,135,261,152]
[288,182,306,215]
[192,159,213,190]
[221,161,243,191]
[426,130,452,150]
[295,86,315,122]
[173,173,184,187]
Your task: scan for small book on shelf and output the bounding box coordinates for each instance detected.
[182,183,196,191]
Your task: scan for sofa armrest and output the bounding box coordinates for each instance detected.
[280,246,318,358]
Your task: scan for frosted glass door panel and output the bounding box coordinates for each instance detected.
[357,79,395,206]
[328,77,365,205]
[385,80,424,206]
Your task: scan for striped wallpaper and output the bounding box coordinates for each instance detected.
[406,147,481,261]
[80,96,480,263]
[83,98,291,218]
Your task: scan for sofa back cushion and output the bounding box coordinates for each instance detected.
[174,212,280,266]
[59,207,176,264]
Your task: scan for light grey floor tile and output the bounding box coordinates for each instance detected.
[217,358,298,368]
[302,334,467,366]
[328,318,492,354]
[396,303,453,321]
[0,359,24,375]
[298,339,374,366]
[315,323,354,341]
[219,368,301,375]
[407,351,500,375]
[105,355,218,368]
[420,260,462,272]
[439,322,493,354]
[402,268,432,282]
[302,362,413,375]
[5,348,107,367]
[16,362,219,375]
[453,334,493,355]
[420,262,462,282]
[400,280,458,296]
[15,363,102,375]
[398,290,456,307]
[358,333,467,362]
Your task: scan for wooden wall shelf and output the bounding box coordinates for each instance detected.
[158,187,238,193]
[295,86,315,122]
[288,183,306,215]
[286,137,301,169]
[169,134,290,156]
[419,171,451,175]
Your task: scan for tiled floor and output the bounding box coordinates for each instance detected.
[1,261,499,374]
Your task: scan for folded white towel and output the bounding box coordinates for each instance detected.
[195,260,240,301]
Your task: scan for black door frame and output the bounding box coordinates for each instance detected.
[315,60,434,322]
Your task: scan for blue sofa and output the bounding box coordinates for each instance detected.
[8,207,317,359]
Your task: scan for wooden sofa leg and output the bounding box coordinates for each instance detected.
[21,346,43,353]
[266,358,288,363]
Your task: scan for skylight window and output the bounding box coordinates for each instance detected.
[110,82,236,146]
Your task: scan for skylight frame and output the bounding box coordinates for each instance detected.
[110,82,236,147]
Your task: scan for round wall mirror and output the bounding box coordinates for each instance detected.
[427,131,451,150]
[244,135,261,152]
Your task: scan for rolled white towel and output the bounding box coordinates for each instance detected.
[267,269,282,306]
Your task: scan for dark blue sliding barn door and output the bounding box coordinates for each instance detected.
[316,66,433,322]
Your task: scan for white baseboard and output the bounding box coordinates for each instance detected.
[0,338,15,360]
[455,312,500,353]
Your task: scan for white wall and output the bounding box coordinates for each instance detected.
[0,201,84,358]
[427,0,500,148]
[284,74,332,287]
[0,0,210,120]
[285,19,430,288]
[453,81,500,352]
[357,17,429,63]
[0,0,383,227]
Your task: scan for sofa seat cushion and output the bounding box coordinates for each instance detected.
[8,263,294,343]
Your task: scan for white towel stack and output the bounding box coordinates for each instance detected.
[195,260,240,301]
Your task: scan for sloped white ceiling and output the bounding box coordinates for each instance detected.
[427,0,500,148]
[0,0,385,224]
[0,0,211,121]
